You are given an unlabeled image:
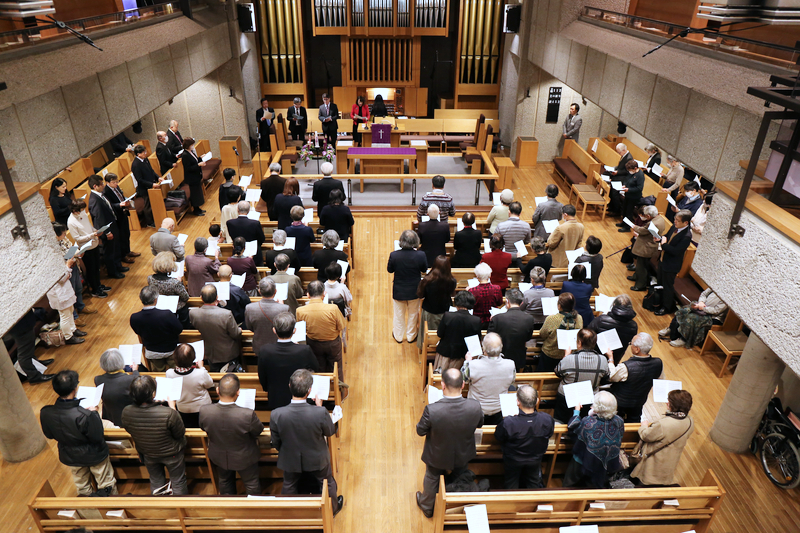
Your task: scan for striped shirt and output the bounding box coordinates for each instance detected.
[554,349,609,396]
[417,189,456,221]
[495,217,531,257]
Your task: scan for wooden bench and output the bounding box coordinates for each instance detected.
[432,469,725,533]
[28,478,334,533]
[217,241,353,268]
[572,171,608,220]
[148,159,190,226]
[186,295,311,308]
[553,140,601,193]
[433,109,499,120]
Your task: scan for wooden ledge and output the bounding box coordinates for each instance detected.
[0,181,41,217]
[716,180,800,245]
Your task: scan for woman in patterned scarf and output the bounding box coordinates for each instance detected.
[563,391,624,488]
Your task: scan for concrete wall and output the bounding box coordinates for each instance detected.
[693,192,800,375]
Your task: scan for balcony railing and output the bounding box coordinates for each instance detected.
[581,7,799,70]
[0,1,187,53]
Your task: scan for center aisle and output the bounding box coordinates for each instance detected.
[334,213,430,533]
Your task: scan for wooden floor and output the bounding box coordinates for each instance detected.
[2,163,799,533]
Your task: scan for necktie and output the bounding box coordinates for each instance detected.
[112,187,124,202]
[99,193,116,220]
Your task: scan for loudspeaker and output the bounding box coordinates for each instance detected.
[504,4,521,33]
[237,3,256,33]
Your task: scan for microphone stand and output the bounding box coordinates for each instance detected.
[37,15,103,51]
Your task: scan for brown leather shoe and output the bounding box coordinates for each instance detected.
[74,319,87,327]
[122,258,135,264]
[127,251,141,257]
[79,306,97,314]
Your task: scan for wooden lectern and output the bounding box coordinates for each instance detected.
[219,136,243,172]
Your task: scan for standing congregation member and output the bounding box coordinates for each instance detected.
[220,186,244,242]
[451,212,482,268]
[227,201,266,267]
[66,201,106,298]
[495,202,530,266]
[287,97,308,141]
[320,189,354,242]
[312,230,350,282]
[415,368,483,518]
[575,235,604,289]
[468,262,502,326]
[130,286,183,371]
[313,162,345,210]
[200,374,265,495]
[131,145,161,227]
[49,177,72,226]
[218,168,237,210]
[417,175,455,222]
[273,178,304,230]
[260,163,286,220]
[537,293,582,372]
[267,253,304,315]
[166,344,213,428]
[227,238,260,296]
[667,182,703,224]
[417,204,451,267]
[47,259,85,345]
[644,143,662,181]
[615,159,645,229]
[488,288,536,372]
[494,385,554,489]
[546,204,584,268]
[285,205,316,267]
[481,234,512,293]
[156,130,178,175]
[461,333,516,425]
[245,278,290,353]
[103,173,137,263]
[562,264,594,328]
[166,120,184,154]
[318,93,339,147]
[121,375,188,495]
[185,237,221,297]
[94,349,138,428]
[487,189,513,234]
[180,138,208,217]
[562,103,582,144]
[89,175,127,279]
[256,97,275,152]
[416,256,457,351]
[553,329,609,423]
[264,230,301,275]
[351,95,370,146]
[387,230,428,343]
[607,333,663,423]
[531,184,563,239]
[297,281,346,382]
[257,312,319,410]
[324,263,353,319]
[110,131,134,157]
[40,370,117,497]
[629,206,665,292]
[150,218,185,261]
[270,369,343,514]
[654,210,693,316]
[661,155,685,196]
[147,252,191,328]
[434,291,481,372]
[521,237,552,282]
[9,310,55,384]
[587,294,638,365]
[190,285,242,372]
[519,266,553,328]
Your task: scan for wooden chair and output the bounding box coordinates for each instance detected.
[700,311,748,377]
[572,171,607,220]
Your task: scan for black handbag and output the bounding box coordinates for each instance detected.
[620,247,634,264]
[642,286,663,311]
[167,190,187,200]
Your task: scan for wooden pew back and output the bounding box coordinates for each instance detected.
[588,136,620,167]
[434,109,499,119]
[39,158,94,207]
[562,140,602,182]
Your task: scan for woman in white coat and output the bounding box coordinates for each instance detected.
[46,260,87,344]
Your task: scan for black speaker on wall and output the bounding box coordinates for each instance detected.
[237,3,256,33]
[504,4,521,33]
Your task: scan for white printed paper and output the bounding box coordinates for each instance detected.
[635,159,645,168]
[291,320,306,342]
[596,329,623,354]
[177,233,188,245]
[106,510,126,518]
[169,261,184,279]
[189,340,204,362]
[594,294,613,313]
[394,240,401,251]
[663,499,680,507]
[57,510,78,519]
[516,283,531,294]
[483,238,491,254]
[499,392,518,418]
[284,237,296,249]
[538,504,554,512]
[653,163,663,176]
[563,380,595,408]
[694,176,702,186]
[513,240,527,257]
[275,283,289,301]
[535,196,549,206]
[247,210,261,221]
[238,175,252,188]
[421,215,430,222]
[244,240,258,257]
[465,335,482,356]
[155,295,179,313]
[565,248,585,263]
[590,502,606,510]
[235,388,256,410]
[231,274,246,288]
[245,188,261,202]
[603,165,615,173]
[428,385,443,404]
[335,240,345,251]
[592,139,599,152]
[611,181,624,191]
[489,306,507,317]
[648,222,661,240]
[666,195,677,207]
[154,376,183,402]
[303,208,313,223]
[201,151,212,162]
[208,282,230,301]
[492,192,501,206]
[337,260,349,279]
[467,278,479,288]
[119,344,143,367]
[206,237,219,256]
[556,329,578,350]
[541,297,559,316]
[542,219,560,233]
[310,374,331,400]
[464,504,491,533]
[653,379,682,403]
[330,405,343,423]
[77,384,104,409]
[622,217,635,227]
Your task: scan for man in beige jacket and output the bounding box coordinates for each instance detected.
[546,205,584,268]
[629,205,666,291]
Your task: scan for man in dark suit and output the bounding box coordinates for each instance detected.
[155,131,178,175]
[264,230,301,275]
[199,374,264,495]
[654,209,693,316]
[312,162,345,210]
[227,201,266,267]
[487,288,536,371]
[257,312,319,410]
[318,93,339,147]
[615,160,645,231]
[270,369,343,515]
[131,145,161,227]
[260,163,286,220]
[88,175,126,279]
[417,204,451,267]
[435,291,482,367]
[256,97,275,153]
[606,143,634,214]
[166,120,184,155]
[130,286,184,371]
[416,368,483,517]
[109,131,134,158]
[103,172,138,263]
[287,97,307,141]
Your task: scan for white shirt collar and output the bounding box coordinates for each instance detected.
[290,399,307,404]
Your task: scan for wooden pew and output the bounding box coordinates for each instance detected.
[117,173,142,231]
[186,295,310,307]
[195,139,222,193]
[88,146,109,172]
[432,469,726,533]
[217,241,353,268]
[148,160,189,226]
[553,140,601,193]
[434,109,499,119]
[28,478,334,533]
[588,136,621,168]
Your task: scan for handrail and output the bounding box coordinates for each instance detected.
[581,6,799,69]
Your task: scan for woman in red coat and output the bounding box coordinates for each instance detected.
[481,234,512,293]
[351,96,370,146]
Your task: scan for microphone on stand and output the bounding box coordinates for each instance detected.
[233,147,240,156]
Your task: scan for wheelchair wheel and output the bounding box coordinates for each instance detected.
[761,433,800,489]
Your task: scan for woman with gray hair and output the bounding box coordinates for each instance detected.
[260,162,286,220]
[661,155,685,195]
[468,262,503,326]
[94,348,139,427]
[387,229,428,343]
[313,229,350,281]
[563,391,625,488]
[148,251,191,328]
[644,143,661,180]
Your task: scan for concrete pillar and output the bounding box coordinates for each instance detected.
[0,342,47,462]
[710,333,785,453]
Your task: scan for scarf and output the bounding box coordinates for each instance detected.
[666,411,687,420]
[558,310,578,330]
[578,414,624,468]
[174,366,196,375]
